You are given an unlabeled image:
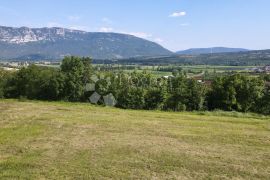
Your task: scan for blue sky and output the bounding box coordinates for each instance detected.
[0,0,269,51]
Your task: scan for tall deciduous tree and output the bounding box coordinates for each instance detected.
[60,56,92,101]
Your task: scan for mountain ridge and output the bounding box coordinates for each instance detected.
[0,25,172,60]
[176,47,250,55]
[109,49,270,66]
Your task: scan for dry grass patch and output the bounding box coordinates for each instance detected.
[0,99,269,179]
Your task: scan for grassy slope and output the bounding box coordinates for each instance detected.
[0,100,269,179]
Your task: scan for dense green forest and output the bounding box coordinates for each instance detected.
[1,56,270,114]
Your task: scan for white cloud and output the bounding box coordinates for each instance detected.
[120,31,165,45]
[99,27,114,32]
[118,31,166,44]
[97,28,164,45]
[169,11,186,17]
[154,38,164,43]
[126,32,153,39]
[68,15,81,21]
[69,26,90,31]
[102,17,113,24]
[180,23,190,26]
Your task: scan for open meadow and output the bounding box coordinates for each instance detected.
[0,99,269,179]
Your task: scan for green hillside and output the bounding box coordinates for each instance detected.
[176,47,249,55]
[111,49,270,66]
[0,100,269,179]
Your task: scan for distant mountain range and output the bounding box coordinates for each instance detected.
[176,47,250,55]
[108,49,270,66]
[0,26,172,60]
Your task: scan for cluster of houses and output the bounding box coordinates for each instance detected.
[0,61,29,68]
[249,65,270,73]
[0,61,29,71]
[0,61,61,71]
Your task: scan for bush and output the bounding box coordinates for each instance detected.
[0,69,7,98]
[117,87,145,109]
[144,88,166,110]
[207,74,264,112]
[255,89,270,115]
[164,76,205,111]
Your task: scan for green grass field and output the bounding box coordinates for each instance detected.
[0,100,269,179]
[102,65,259,78]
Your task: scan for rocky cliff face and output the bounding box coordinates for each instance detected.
[0,26,86,43]
[0,26,172,60]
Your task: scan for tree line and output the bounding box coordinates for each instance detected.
[1,56,270,114]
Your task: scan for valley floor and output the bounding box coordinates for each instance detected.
[0,100,269,179]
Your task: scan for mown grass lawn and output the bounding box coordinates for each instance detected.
[0,99,269,179]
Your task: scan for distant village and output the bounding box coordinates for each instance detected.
[248,66,270,73]
[0,61,60,71]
